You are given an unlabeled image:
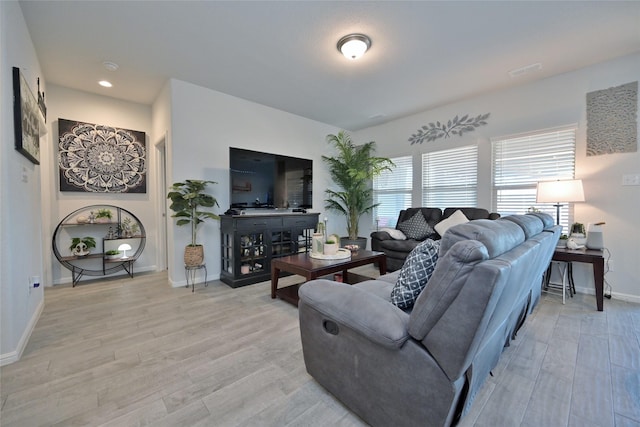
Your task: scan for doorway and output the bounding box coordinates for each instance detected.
[155,136,168,271]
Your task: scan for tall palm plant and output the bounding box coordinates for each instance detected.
[322,131,394,240]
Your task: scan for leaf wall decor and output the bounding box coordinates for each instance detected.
[408,113,490,144]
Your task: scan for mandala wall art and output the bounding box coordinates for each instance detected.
[586,81,637,156]
[58,119,147,193]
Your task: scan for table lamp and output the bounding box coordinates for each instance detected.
[536,179,585,225]
[118,243,132,258]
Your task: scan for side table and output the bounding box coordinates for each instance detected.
[185,264,207,292]
[551,248,605,311]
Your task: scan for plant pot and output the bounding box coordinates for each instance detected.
[184,245,204,267]
[323,242,339,255]
[339,237,367,251]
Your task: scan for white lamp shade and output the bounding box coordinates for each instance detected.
[536,179,585,203]
[118,243,132,258]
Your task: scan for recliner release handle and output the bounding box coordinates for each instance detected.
[323,320,339,335]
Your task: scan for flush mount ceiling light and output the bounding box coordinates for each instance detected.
[337,34,371,60]
[98,80,113,88]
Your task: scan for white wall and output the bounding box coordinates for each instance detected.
[355,53,640,302]
[166,79,339,285]
[0,0,45,365]
[45,85,157,285]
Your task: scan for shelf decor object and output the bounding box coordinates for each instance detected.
[58,118,147,193]
[118,243,132,258]
[12,67,46,164]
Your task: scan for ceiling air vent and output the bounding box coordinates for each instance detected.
[508,63,542,78]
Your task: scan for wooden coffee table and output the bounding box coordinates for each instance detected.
[271,250,387,306]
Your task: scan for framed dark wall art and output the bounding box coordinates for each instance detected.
[58,119,147,193]
[13,67,45,165]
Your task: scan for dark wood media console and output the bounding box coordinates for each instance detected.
[220,212,319,288]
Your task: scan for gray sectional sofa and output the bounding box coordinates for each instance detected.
[299,213,560,427]
[371,207,501,271]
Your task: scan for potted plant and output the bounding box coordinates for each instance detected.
[557,234,568,248]
[570,222,586,244]
[95,208,113,223]
[322,131,394,249]
[69,236,96,256]
[104,249,121,260]
[167,179,220,266]
[119,216,140,237]
[323,238,339,255]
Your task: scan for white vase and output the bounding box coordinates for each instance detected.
[312,233,324,255]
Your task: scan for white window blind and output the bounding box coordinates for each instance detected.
[373,155,413,228]
[492,127,576,230]
[422,145,478,209]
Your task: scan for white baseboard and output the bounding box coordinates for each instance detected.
[0,298,44,367]
[574,285,640,304]
[52,265,159,286]
[170,272,220,288]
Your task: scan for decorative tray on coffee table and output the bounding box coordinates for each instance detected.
[309,248,352,260]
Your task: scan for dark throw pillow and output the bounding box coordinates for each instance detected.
[397,211,434,240]
[390,239,441,309]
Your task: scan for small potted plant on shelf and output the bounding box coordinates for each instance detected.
[105,249,121,260]
[167,179,220,267]
[70,236,96,256]
[570,222,586,244]
[95,208,113,223]
[120,217,140,237]
[557,234,568,248]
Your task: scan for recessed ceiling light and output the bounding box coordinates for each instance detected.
[98,80,113,88]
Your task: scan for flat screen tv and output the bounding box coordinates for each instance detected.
[229,147,312,210]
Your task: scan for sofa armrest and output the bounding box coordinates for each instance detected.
[299,280,411,350]
[370,230,393,241]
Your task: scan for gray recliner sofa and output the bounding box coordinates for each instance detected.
[299,213,560,427]
[371,207,501,271]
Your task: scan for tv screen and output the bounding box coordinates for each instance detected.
[229,147,312,210]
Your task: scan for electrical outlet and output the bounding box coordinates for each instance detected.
[608,259,614,272]
[622,174,640,186]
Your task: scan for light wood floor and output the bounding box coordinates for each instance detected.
[1,268,639,426]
